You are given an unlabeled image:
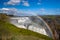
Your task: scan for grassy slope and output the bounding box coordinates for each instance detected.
[0,20,53,40]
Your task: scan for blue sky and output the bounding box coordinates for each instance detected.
[0,0,60,16]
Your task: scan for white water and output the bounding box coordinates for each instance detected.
[10,16,53,37]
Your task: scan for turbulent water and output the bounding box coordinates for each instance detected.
[10,16,53,38]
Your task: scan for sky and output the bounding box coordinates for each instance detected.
[0,0,60,16]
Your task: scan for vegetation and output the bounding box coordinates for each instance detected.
[0,13,53,40]
[0,13,9,22]
[41,15,60,40]
[41,15,60,29]
[0,21,53,40]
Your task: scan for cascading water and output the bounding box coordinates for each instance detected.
[10,16,53,38]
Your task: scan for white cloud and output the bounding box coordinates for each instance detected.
[4,0,30,6]
[1,8,10,10]
[0,8,18,15]
[22,1,29,6]
[0,8,9,13]
[0,8,17,11]
[39,8,53,15]
[34,8,48,15]
[37,0,41,5]
[55,8,60,14]
[0,8,32,16]
[0,8,37,16]
[5,0,21,5]
[40,8,45,12]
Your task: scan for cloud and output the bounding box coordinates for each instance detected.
[0,8,38,16]
[1,8,10,10]
[38,8,60,15]
[40,8,45,12]
[39,8,54,15]
[55,8,60,15]
[39,8,47,15]
[5,0,21,5]
[35,8,49,15]
[0,8,18,15]
[0,8,10,13]
[37,0,41,5]
[4,0,30,6]
[0,8,17,11]
[22,1,30,6]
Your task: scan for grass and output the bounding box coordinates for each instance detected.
[0,20,53,40]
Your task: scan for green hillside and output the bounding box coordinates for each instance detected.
[0,20,53,40]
